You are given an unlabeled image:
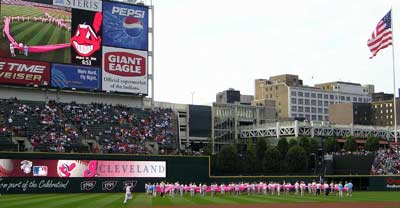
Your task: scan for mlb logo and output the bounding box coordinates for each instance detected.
[33,166,48,176]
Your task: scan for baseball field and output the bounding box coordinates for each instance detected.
[0,192,399,208]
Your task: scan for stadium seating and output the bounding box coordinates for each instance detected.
[0,98,178,154]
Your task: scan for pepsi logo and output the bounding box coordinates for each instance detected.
[104,52,146,77]
[123,16,143,37]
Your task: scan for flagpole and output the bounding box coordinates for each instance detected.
[391,7,398,144]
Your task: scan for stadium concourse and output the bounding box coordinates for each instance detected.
[0,98,177,154]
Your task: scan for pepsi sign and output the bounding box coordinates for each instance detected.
[102,1,148,50]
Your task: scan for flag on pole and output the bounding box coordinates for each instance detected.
[367,10,392,58]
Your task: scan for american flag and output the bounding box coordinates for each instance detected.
[367,10,392,58]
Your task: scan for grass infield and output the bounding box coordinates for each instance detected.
[0,192,399,208]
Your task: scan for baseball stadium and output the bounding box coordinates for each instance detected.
[0,0,400,208]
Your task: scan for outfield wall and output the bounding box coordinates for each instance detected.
[0,152,399,194]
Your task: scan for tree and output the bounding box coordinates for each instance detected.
[309,138,319,154]
[323,137,338,153]
[299,137,311,154]
[277,137,289,159]
[365,137,380,152]
[288,139,297,149]
[286,145,307,172]
[263,147,281,173]
[217,145,238,174]
[344,136,357,152]
[255,139,268,172]
[244,140,256,174]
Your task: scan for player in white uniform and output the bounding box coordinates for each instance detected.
[123,184,133,204]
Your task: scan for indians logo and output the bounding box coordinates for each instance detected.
[123,16,143,37]
[59,162,76,177]
[71,12,102,56]
[81,181,97,191]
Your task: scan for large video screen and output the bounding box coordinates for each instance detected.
[0,0,72,63]
[0,159,166,178]
[0,0,150,95]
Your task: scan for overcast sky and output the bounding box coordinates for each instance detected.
[153,0,399,105]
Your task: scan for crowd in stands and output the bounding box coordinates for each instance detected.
[0,98,177,154]
[371,148,400,175]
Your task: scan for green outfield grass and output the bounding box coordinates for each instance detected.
[0,4,71,63]
[0,192,399,208]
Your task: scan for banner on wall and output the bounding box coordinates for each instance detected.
[0,159,166,178]
[102,46,147,94]
[53,0,102,12]
[51,64,100,90]
[102,1,148,50]
[70,9,103,67]
[0,57,50,86]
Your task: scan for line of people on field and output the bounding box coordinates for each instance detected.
[145,180,353,198]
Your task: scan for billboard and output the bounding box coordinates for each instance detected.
[102,46,147,94]
[0,159,166,178]
[0,57,50,86]
[53,0,102,12]
[51,64,100,90]
[70,9,102,67]
[102,1,148,50]
[0,0,71,63]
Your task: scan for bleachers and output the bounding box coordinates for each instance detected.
[0,98,178,154]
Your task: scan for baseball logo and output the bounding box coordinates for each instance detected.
[0,159,13,177]
[57,160,89,177]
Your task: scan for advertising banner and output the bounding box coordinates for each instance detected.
[51,64,100,90]
[102,1,148,50]
[102,46,147,94]
[0,0,71,63]
[0,159,166,178]
[53,0,102,12]
[0,57,50,86]
[70,9,102,67]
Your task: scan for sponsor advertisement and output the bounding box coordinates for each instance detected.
[101,181,117,191]
[0,159,166,178]
[80,181,96,191]
[51,64,100,90]
[386,177,400,189]
[0,57,50,86]
[53,0,102,12]
[70,9,102,66]
[0,0,71,63]
[102,1,148,50]
[102,46,147,94]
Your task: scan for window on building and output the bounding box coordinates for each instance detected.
[330,95,334,100]
[298,99,304,104]
[298,106,303,112]
[312,115,317,120]
[330,101,334,104]
[318,115,323,121]
[318,108,323,113]
[324,94,328,99]
[318,94,322,99]
[324,108,328,114]
[353,97,357,102]
[291,98,297,104]
[291,91,296,96]
[292,106,297,112]
[292,113,297,117]
[324,101,329,106]
[298,92,303,97]
[305,107,310,112]
[305,99,310,105]
[311,107,316,113]
[299,114,304,117]
[311,100,316,105]
[305,92,310,97]
[358,98,362,102]
[305,114,310,120]
[318,100,323,106]
[346,96,350,101]
[324,116,329,121]
[341,96,345,101]
[311,93,316,98]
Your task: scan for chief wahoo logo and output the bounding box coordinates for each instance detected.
[71,12,102,56]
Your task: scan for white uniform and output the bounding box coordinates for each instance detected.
[124,185,132,204]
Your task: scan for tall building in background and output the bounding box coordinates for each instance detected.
[216,88,254,105]
[255,74,373,121]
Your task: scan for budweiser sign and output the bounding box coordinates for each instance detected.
[0,58,50,86]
